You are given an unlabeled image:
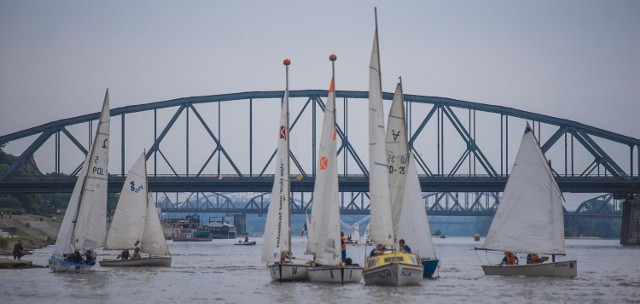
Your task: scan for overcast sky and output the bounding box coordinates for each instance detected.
[1,1,639,207]
[1,0,638,137]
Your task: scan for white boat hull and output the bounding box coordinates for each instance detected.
[363,263,423,286]
[308,265,363,284]
[268,262,309,281]
[99,256,172,267]
[482,260,577,277]
[49,257,94,272]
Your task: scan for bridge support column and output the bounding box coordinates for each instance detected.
[234,213,247,237]
[620,198,640,246]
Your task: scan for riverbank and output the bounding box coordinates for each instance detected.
[0,212,174,256]
[0,213,58,256]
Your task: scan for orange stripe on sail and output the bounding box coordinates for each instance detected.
[329,77,335,93]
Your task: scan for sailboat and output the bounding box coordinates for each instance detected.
[49,90,110,272]
[386,79,440,278]
[261,58,309,281]
[362,9,424,286]
[99,152,172,267]
[475,124,577,277]
[307,54,363,284]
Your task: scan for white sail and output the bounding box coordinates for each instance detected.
[387,81,437,259]
[481,125,565,255]
[398,157,437,259]
[106,153,148,250]
[261,64,292,263]
[368,20,394,247]
[53,90,110,256]
[308,76,341,266]
[386,82,409,236]
[142,193,171,256]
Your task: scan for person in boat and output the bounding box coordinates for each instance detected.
[370,244,385,257]
[399,239,412,253]
[84,249,97,265]
[13,240,24,260]
[340,231,348,262]
[71,250,83,263]
[279,251,290,263]
[244,236,249,243]
[117,249,130,260]
[345,257,353,265]
[132,247,142,259]
[501,251,519,265]
[526,253,549,264]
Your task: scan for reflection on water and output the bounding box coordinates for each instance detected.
[0,237,638,304]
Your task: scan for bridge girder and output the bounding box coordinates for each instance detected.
[1,90,638,202]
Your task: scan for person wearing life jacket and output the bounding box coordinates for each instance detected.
[501,251,518,265]
[527,253,549,264]
[340,231,348,263]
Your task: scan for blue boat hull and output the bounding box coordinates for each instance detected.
[422,259,439,278]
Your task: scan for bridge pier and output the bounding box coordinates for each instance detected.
[234,213,247,237]
[620,198,640,246]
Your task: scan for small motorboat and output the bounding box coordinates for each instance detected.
[234,240,256,246]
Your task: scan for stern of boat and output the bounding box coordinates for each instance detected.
[363,251,423,286]
[268,261,309,281]
[308,265,363,284]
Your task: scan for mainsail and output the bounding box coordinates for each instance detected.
[386,81,437,259]
[106,153,148,250]
[308,70,341,266]
[106,152,170,257]
[261,60,292,263]
[53,90,110,256]
[367,16,394,247]
[480,125,565,255]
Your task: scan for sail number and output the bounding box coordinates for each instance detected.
[91,156,106,175]
[388,165,406,174]
[130,181,144,193]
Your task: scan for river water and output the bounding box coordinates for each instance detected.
[1,237,638,304]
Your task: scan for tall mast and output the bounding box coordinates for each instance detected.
[284,58,292,258]
[374,7,382,93]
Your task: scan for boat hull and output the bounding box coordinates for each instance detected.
[268,262,309,281]
[364,262,423,286]
[49,257,94,272]
[422,258,439,278]
[482,260,577,277]
[234,241,256,246]
[99,256,172,267]
[308,265,363,284]
[363,252,423,286]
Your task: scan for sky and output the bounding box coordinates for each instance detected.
[1,1,639,207]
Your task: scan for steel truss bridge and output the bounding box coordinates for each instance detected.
[1,90,639,217]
